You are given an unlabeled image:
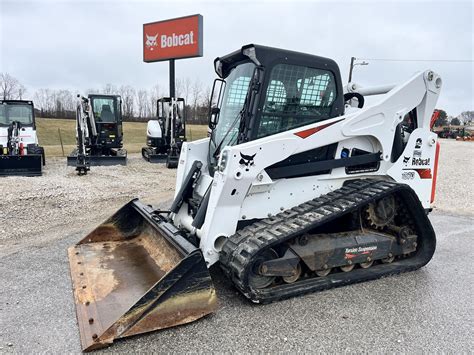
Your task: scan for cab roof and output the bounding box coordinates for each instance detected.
[214,44,340,79]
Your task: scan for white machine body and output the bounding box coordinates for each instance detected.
[172,70,441,266]
[147,120,163,139]
[0,126,38,152]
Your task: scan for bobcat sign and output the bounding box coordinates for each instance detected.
[143,14,203,62]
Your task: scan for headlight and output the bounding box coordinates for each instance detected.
[218,149,229,172]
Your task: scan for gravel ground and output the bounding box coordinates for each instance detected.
[0,139,472,352]
[434,139,474,216]
[0,155,176,257]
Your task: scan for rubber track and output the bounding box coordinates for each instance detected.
[219,179,436,303]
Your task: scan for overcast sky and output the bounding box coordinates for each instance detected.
[1,0,472,116]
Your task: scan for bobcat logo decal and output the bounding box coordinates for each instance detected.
[239,152,256,167]
[403,156,410,164]
[145,33,158,50]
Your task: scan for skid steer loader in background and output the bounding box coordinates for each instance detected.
[68,44,442,351]
[142,97,186,168]
[0,100,45,176]
[67,94,127,175]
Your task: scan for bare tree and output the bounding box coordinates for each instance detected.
[174,77,192,101]
[174,78,181,98]
[136,89,149,119]
[191,78,202,122]
[102,83,117,95]
[18,84,27,100]
[34,88,75,118]
[85,88,98,96]
[459,111,474,124]
[148,84,162,117]
[119,85,136,119]
[0,73,21,100]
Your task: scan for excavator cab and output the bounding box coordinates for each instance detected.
[89,95,124,149]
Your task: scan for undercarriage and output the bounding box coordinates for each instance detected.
[220,179,436,303]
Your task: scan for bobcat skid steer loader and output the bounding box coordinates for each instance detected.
[142,97,186,168]
[0,100,45,176]
[68,44,441,351]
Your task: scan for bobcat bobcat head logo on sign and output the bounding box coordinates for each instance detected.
[239,152,256,167]
[145,34,158,50]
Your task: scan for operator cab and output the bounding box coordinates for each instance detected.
[208,44,344,171]
[88,95,123,148]
[0,100,35,127]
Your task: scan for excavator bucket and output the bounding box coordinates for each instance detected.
[67,200,217,351]
[67,149,127,167]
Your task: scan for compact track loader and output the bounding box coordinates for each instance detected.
[67,94,127,175]
[0,100,45,176]
[142,97,186,168]
[68,44,441,351]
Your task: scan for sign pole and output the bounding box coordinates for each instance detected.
[169,59,175,98]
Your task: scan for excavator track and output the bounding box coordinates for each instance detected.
[220,179,436,303]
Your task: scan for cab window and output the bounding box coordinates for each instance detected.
[91,98,116,123]
[257,64,337,138]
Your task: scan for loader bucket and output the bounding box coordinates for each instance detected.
[67,200,217,351]
[0,154,42,176]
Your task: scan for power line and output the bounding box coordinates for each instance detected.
[356,58,473,63]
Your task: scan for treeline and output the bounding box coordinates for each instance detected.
[2,72,473,126]
[432,109,474,127]
[1,73,211,124]
[34,80,211,124]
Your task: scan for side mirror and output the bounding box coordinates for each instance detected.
[209,106,220,129]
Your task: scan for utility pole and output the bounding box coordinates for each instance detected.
[348,57,369,83]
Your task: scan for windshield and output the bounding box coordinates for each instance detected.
[91,97,117,123]
[0,103,34,126]
[209,62,255,161]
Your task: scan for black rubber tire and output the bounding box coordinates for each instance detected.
[27,145,46,165]
[38,146,46,166]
